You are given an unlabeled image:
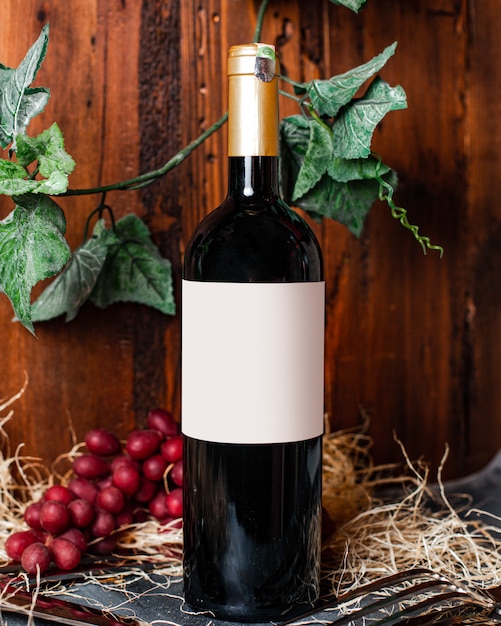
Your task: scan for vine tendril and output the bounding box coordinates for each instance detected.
[376,174,444,258]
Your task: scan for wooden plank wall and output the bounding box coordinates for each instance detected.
[0,0,499,480]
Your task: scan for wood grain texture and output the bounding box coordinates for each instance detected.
[0,0,499,480]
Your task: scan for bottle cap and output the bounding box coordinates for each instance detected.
[227,43,279,156]
[227,43,279,81]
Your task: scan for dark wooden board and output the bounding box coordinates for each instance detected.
[0,0,500,479]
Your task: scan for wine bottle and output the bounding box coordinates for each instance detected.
[182,43,325,622]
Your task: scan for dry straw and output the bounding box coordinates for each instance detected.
[1,386,501,603]
[321,421,501,596]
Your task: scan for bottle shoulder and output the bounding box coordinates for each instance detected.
[190,197,313,238]
[184,197,323,282]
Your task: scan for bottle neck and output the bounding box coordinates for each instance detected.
[226,45,280,204]
[227,53,279,158]
[227,156,279,202]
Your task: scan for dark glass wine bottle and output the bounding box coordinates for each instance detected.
[182,43,325,622]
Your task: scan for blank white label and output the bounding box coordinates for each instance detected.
[181,280,325,444]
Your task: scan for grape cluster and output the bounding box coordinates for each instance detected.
[4,408,183,575]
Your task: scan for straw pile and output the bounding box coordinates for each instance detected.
[321,422,501,596]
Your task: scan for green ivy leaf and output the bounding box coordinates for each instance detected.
[280,113,398,236]
[0,159,28,193]
[306,42,397,117]
[329,0,367,12]
[296,170,398,237]
[0,171,71,197]
[89,214,175,315]
[0,193,70,333]
[292,118,333,201]
[327,154,392,183]
[0,167,69,195]
[16,123,75,179]
[0,123,75,195]
[333,76,407,159]
[30,219,111,323]
[280,115,308,208]
[0,24,50,149]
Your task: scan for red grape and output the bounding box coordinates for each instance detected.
[21,542,51,575]
[147,408,179,437]
[133,509,149,524]
[68,477,99,504]
[90,509,115,538]
[110,455,139,472]
[112,463,140,496]
[39,500,70,535]
[50,537,82,570]
[148,491,170,521]
[126,429,162,460]
[5,530,41,561]
[97,476,113,490]
[97,486,125,514]
[170,460,183,487]
[165,488,183,518]
[24,501,43,530]
[161,435,183,463]
[57,528,87,554]
[142,454,168,482]
[44,485,76,505]
[73,454,110,480]
[134,476,157,503]
[68,498,95,528]
[85,428,121,456]
[114,504,133,527]
[89,535,117,555]
[3,407,183,577]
